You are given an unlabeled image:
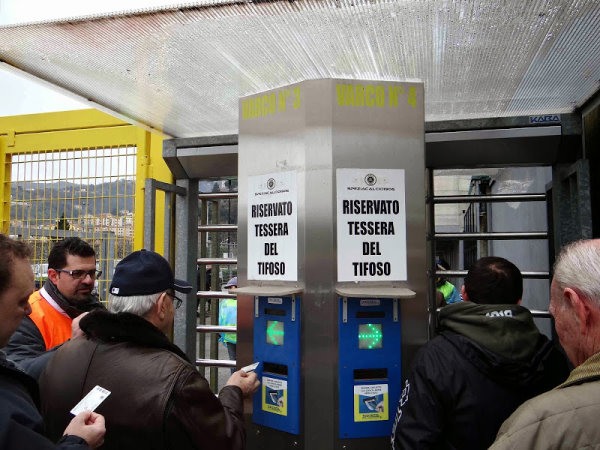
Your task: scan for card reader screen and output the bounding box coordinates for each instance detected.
[266,320,284,346]
[358,323,383,349]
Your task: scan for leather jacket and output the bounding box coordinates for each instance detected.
[40,310,246,450]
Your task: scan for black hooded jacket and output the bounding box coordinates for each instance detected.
[0,352,89,449]
[391,302,570,450]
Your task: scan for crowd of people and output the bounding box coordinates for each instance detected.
[0,236,258,449]
[1,233,600,449]
[393,240,600,449]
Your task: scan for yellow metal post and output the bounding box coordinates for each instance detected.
[134,128,151,251]
[132,129,170,252]
[0,136,11,234]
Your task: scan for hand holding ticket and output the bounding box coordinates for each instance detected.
[227,366,260,396]
[71,385,111,416]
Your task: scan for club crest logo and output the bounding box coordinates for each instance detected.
[364,173,377,186]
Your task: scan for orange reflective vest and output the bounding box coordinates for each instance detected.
[28,290,72,350]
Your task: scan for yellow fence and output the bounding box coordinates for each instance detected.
[0,109,171,301]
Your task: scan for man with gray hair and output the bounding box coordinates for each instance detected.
[491,239,600,449]
[39,249,259,450]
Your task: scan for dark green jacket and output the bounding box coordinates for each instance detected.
[492,351,600,449]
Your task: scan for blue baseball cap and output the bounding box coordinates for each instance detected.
[109,249,192,296]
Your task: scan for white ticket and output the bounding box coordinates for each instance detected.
[70,385,111,416]
[241,362,260,373]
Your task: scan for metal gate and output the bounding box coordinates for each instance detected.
[160,114,590,374]
[425,114,590,338]
[145,136,240,392]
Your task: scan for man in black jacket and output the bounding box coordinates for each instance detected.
[0,234,105,449]
[391,256,570,450]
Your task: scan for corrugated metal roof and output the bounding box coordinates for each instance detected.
[1,0,599,137]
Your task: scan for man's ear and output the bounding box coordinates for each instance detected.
[564,288,591,334]
[156,293,168,320]
[461,285,469,302]
[47,268,59,284]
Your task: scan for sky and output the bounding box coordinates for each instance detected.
[0,0,188,117]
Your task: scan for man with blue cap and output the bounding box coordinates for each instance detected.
[39,250,259,450]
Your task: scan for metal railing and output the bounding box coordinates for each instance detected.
[198,224,238,232]
[435,232,548,240]
[428,189,553,336]
[433,193,547,204]
[197,257,238,265]
[199,192,238,201]
[438,270,550,279]
[196,191,238,390]
[197,325,237,333]
[196,323,237,368]
[196,359,236,368]
[197,290,238,299]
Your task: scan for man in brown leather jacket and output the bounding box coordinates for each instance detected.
[39,249,259,450]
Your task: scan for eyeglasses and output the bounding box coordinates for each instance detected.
[165,292,183,309]
[53,268,102,280]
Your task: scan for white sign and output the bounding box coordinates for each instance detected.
[336,168,407,281]
[353,383,389,422]
[262,376,287,416]
[248,171,298,281]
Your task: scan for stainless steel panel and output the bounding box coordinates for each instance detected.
[177,146,238,179]
[238,79,426,449]
[426,126,562,168]
[163,136,238,179]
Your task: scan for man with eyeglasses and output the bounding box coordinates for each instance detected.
[39,249,260,450]
[4,237,105,374]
